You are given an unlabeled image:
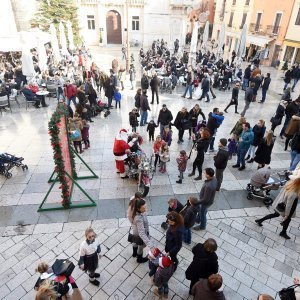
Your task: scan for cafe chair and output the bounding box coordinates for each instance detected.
[0,95,12,115]
[21,92,38,110]
[9,89,20,108]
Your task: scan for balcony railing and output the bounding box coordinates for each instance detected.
[249,23,280,37]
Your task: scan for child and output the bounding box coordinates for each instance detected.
[69,114,84,154]
[78,228,101,287]
[148,248,162,277]
[153,135,164,171]
[176,150,188,184]
[114,88,122,109]
[228,135,238,160]
[147,119,158,141]
[129,108,140,132]
[81,119,90,149]
[162,126,173,146]
[182,197,199,245]
[159,143,170,173]
[153,256,175,298]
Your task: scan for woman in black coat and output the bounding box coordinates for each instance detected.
[188,104,206,138]
[188,128,210,180]
[246,120,266,163]
[174,107,191,143]
[165,211,184,271]
[185,238,218,294]
[271,100,288,134]
[254,130,275,168]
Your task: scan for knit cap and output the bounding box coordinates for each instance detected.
[159,256,173,268]
[148,248,160,259]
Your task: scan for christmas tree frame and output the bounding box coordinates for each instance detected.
[38,103,98,212]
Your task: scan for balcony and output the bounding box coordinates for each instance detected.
[266,25,280,36]
[249,23,281,37]
[249,22,263,34]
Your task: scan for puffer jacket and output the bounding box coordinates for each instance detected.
[238,128,254,150]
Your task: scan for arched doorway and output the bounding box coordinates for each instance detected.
[106,10,122,44]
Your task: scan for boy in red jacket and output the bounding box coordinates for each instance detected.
[64,80,78,107]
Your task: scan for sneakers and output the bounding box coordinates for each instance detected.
[176,180,182,184]
[188,172,195,177]
[194,176,202,181]
[94,273,100,278]
[232,164,240,168]
[238,166,245,171]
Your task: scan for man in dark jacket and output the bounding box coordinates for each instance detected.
[194,168,217,230]
[260,73,271,103]
[181,66,194,99]
[198,74,210,102]
[139,90,151,126]
[242,64,251,90]
[224,82,240,113]
[141,71,149,90]
[291,64,300,92]
[240,82,255,117]
[150,72,159,104]
[280,97,300,138]
[249,74,262,102]
[185,238,218,294]
[213,139,229,191]
[157,104,173,135]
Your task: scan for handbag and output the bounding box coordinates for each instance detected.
[277,284,298,300]
[127,227,144,245]
[276,202,286,212]
[52,259,75,277]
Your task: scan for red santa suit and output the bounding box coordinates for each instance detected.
[113,129,135,178]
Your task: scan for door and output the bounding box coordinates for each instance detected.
[106,10,122,44]
[255,13,262,32]
[271,44,281,67]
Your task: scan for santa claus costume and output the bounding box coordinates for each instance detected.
[113,129,135,178]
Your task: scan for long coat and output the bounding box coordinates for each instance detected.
[254,139,274,165]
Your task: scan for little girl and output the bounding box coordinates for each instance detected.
[78,228,101,287]
[228,135,238,160]
[159,143,170,173]
[81,119,90,149]
[153,135,165,171]
[176,150,188,184]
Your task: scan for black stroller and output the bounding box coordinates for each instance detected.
[0,153,28,178]
[246,168,289,206]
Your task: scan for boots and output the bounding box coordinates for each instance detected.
[188,171,195,177]
[279,231,290,239]
[132,246,138,257]
[136,254,148,263]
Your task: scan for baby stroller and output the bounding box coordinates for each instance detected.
[0,153,28,179]
[95,100,111,118]
[246,168,289,206]
[160,76,173,94]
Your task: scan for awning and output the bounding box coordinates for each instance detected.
[247,35,275,47]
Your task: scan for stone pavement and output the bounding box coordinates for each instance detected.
[1,46,300,299]
[1,210,300,300]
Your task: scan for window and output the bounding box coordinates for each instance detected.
[132,16,140,31]
[245,0,250,5]
[255,12,262,31]
[240,13,247,28]
[273,13,282,34]
[228,12,234,27]
[284,46,295,62]
[87,15,95,30]
[232,0,236,5]
[295,8,300,25]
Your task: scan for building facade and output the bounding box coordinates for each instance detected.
[76,0,202,48]
[280,0,300,66]
[212,0,254,57]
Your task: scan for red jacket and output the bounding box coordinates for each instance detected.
[29,85,39,93]
[64,84,77,98]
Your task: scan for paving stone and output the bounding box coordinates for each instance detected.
[119,273,141,296]
[0,284,10,300]
[105,255,126,275]
[236,240,256,256]
[224,253,246,271]
[5,285,26,300]
[237,283,258,299]
[259,262,283,281]
[233,269,254,288]
[251,279,276,298]
[244,265,268,284]
[102,268,129,296]
[274,260,293,277]
[267,247,286,263]
[248,238,268,253]
[221,272,241,291]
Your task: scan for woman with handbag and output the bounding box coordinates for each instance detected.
[270,100,288,135]
[255,177,300,239]
[131,198,155,263]
[254,130,275,169]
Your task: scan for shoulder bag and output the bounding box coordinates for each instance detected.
[127,226,144,245]
[277,284,299,300]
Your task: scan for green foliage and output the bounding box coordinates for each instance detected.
[31,0,81,46]
[281,61,288,71]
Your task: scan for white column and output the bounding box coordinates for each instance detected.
[291,47,297,65]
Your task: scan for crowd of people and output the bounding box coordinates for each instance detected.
[2,37,300,299]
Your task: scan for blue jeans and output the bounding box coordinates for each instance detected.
[160,123,167,136]
[108,97,113,107]
[284,82,289,90]
[261,88,268,102]
[237,148,248,167]
[292,78,299,91]
[290,151,300,171]
[67,96,77,106]
[57,90,65,101]
[183,84,193,98]
[200,91,210,102]
[158,283,169,295]
[140,110,148,126]
[242,78,249,90]
[183,227,191,244]
[195,204,208,229]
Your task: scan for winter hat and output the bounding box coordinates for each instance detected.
[219,138,227,147]
[148,248,160,259]
[119,129,127,134]
[159,256,172,268]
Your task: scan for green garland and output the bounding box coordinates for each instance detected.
[48,103,77,208]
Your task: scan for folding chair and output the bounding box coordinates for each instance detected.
[0,95,12,114]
